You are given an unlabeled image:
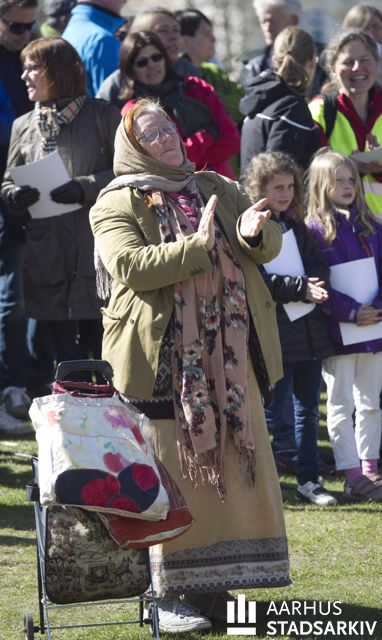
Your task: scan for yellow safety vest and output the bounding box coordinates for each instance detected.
[309,97,382,216]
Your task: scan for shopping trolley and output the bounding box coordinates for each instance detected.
[24,360,160,640]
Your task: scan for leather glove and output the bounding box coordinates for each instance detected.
[50,179,84,204]
[7,185,40,211]
[203,122,220,141]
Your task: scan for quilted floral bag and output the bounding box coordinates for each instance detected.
[29,371,169,521]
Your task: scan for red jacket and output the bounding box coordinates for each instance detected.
[121,76,240,179]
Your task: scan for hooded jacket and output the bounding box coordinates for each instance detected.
[239,70,320,176]
[89,119,283,399]
[62,3,125,97]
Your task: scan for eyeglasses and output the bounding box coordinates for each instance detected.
[1,15,36,34]
[138,122,178,143]
[134,52,164,68]
[22,63,42,74]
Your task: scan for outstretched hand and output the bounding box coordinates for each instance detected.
[240,197,271,239]
[198,194,218,251]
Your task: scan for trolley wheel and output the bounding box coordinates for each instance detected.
[23,612,34,640]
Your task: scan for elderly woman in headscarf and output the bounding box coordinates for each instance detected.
[90,98,290,635]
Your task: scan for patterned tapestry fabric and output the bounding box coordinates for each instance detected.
[128,322,175,420]
[35,95,87,154]
[152,186,255,501]
[150,537,290,596]
[44,505,150,604]
[147,362,291,598]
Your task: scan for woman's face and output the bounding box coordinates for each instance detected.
[21,56,49,102]
[263,173,294,216]
[328,164,356,209]
[135,111,184,167]
[365,16,382,45]
[132,45,166,86]
[182,20,216,65]
[150,15,181,64]
[333,40,378,97]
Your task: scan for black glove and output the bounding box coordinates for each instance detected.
[7,185,40,211]
[50,180,84,204]
[203,122,220,142]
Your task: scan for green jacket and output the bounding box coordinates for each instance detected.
[90,171,282,398]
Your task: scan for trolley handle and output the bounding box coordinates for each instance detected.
[55,359,114,384]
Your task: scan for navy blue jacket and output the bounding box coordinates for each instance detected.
[263,214,334,363]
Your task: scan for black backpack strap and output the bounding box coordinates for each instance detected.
[322,92,338,141]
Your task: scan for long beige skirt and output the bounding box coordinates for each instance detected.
[147,363,291,598]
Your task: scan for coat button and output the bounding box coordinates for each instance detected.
[266,301,271,308]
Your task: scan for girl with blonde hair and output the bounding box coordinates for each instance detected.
[306,148,382,502]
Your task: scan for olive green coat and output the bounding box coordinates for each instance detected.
[90,171,283,398]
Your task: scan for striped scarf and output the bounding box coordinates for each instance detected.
[35,95,87,154]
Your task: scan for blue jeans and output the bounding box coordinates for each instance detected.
[0,244,28,388]
[266,360,322,485]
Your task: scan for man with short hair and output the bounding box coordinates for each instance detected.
[240,0,301,86]
[62,0,126,96]
[0,0,38,434]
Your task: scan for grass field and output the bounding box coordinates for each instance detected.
[1,407,381,640]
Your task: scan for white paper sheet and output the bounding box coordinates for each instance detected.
[264,229,315,321]
[351,147,382,163]
[9,150,80,219]
[330,256,382,345]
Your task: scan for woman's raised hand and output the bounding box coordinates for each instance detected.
[198,194,218,251]
[240,197,271,239]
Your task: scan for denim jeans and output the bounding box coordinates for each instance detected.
[0,243,28,388]
[266,360,323,485]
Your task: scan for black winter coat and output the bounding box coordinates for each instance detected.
[239,71,320,176]
[262,215,334,364]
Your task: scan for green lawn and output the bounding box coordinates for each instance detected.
[1,409,381,640]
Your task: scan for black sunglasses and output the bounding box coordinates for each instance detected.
[1,15,36,34]
[135,52,164,68]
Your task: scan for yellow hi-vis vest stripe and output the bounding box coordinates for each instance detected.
[309,97,382,216]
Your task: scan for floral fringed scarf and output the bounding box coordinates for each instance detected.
[152,184,255,500]
[94,120,256,499]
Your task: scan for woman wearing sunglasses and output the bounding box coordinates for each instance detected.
[1,37,120,385]
[118,31,240,179]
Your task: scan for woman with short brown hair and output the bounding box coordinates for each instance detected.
[1,37,120,386]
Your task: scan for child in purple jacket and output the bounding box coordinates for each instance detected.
[306,149,382,502]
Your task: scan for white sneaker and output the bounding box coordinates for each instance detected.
[1,386,32,420]
[296,480,337,506]
[157,598,212,633]
[0,406,34,436]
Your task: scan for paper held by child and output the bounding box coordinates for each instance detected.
[264,229,315,322]
[351,147,382,163]
[330,256,382,346]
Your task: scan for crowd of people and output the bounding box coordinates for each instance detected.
[2,0,382,631]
